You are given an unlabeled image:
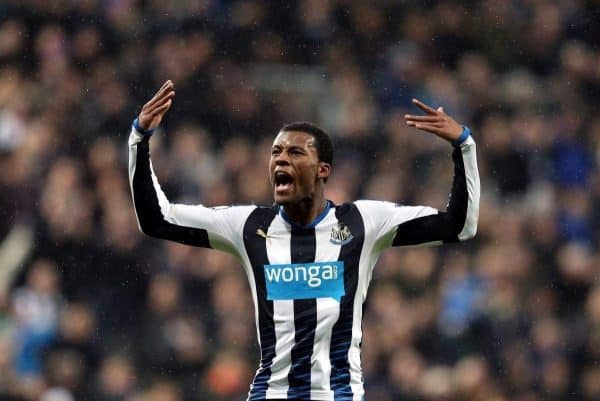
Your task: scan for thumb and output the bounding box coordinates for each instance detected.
[437,106,444,113]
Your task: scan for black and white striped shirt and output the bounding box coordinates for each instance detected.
[128,126,480,401]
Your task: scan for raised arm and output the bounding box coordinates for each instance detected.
[356,99,479,248]
[128,81,254,253]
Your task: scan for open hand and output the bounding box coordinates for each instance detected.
[404,98,463,142]
[138,80,175,131]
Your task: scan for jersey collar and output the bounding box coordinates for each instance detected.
[279,200,332,229]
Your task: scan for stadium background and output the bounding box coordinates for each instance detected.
[0,1,599,400]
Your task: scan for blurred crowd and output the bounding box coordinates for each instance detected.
[1,0,599,400]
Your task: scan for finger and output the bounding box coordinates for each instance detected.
[404,115,441,123]
[414,123,442,133]
[152,81,174,103]
[437,106,444,112]
[406,120,442,131]
[155,80,169,94]
[157,80,173,94]
[145,90,175,113]
[412,98,438,115]
[150,100,173,118]
[149,98,173,117]
[146,80,174,107]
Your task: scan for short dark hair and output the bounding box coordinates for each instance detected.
[280,121,334,165]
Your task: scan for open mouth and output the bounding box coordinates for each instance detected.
[274,171,294,192]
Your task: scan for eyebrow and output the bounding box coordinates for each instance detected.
[271,144,307,151]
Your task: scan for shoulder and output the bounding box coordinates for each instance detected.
[353,199,398,208]
[352,199,399,215]
[209,204,258,212]
[330,200,399,220]
[240,204,279,228]
[207,204,257,216]
[200,204,262,228]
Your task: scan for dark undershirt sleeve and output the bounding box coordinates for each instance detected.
[130,136,212,247]
[392,137,479,247]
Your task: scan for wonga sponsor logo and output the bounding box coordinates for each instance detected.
[264,261,345,301]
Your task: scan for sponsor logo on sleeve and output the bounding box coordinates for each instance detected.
[264,261,345,301]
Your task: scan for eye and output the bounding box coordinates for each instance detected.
[271,148,281,155]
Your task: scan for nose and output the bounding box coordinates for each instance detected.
[274,151,290,165]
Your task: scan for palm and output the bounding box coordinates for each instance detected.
[147,113,165,130]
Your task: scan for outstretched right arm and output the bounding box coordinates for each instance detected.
[128,81,254,254]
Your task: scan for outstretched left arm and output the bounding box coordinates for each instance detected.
[355,99,479,248]
[391,132,479,246]
[398,99,479,244]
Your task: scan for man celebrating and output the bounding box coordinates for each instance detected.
[128,80,479,401]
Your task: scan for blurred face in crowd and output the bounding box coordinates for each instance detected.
[269,130,330,205]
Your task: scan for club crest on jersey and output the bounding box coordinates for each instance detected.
[330,222,353,245]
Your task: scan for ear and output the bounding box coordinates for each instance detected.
[317,162,331,181]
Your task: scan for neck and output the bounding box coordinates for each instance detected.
[281,195,328,227]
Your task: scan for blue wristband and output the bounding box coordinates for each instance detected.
[133,118,156,137]
[453,126,471,146]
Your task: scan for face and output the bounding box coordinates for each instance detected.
[269,130,330,205]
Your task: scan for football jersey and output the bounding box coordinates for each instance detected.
[128,126,480,401]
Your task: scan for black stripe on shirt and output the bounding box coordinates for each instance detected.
[393,145,468,246]
[244,206,278,401]
[330,203,364,400]
[132,139,211,247]
[287,226,318,400]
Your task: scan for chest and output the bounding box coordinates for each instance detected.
[263,220,359,264]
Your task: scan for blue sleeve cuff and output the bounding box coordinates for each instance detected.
[132,118,156,137]
[453,126,471,146]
